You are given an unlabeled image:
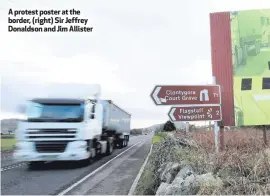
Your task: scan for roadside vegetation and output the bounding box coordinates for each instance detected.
[152,132,168,144]
[1,136,16,152]
[1,117,18,152]
[135,124,270,195]
[130,128,143,135]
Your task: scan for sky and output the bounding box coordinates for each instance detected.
[1,0,270,128]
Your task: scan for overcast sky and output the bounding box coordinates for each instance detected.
[1,0,270,128]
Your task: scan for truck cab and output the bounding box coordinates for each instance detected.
[14,98,100,167]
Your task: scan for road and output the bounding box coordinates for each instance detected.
[1,152,22,169]
[1,134,153,195]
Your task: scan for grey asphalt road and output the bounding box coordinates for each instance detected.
[1,134,153,195]
[1,152,21,168]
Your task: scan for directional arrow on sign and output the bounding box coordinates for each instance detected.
[152,86,162,105]
[168,107,176,121]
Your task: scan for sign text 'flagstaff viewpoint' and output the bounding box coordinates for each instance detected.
[168,106,222,122]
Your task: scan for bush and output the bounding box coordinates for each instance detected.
[163,120,176,132]
[130,129,143,135]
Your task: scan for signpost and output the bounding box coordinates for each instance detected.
[150,85,221,105]
[168,105,222,122]
[150,81,222,153]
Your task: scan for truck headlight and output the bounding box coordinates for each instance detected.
[15,141,32,151]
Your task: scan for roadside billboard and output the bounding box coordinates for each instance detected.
[230,9,270,126]
[210,9,270,126]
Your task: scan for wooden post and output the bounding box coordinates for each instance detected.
[263,125,268,146]
[214,123,219,153]
[218,120,225,151]
[219,126,225,151]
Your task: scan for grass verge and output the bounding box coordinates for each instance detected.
[152,136,163,144]
[135,131,172,195]
[152,132,169,144]
[1,138,16,152]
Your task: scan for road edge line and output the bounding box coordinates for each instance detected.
[128,144,153,195]
[1,162,26,172]
[57,141,142,196]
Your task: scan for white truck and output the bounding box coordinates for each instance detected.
[14,85,131,169]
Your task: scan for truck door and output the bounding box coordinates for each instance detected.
[94,103,103,135]
[88,103,103,136]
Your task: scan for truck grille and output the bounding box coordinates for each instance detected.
[35,141,69,153]
[26,129,77,139]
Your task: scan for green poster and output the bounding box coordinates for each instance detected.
[230,9,270,126]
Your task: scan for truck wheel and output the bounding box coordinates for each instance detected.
[81,156,93,167]
[124,136,129,147]
[119,139,124,149]
[28,161,44,170]
[123,137,126,147]
[125,137,129,147]
[106,140,114,155]
[95,142,102,159]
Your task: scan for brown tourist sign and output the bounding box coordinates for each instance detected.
[150,85,221,106]
[168,105,222,122]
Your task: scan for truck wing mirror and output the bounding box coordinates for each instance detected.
[92,106,95,113]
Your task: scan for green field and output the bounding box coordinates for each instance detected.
[231,9,270,126]
[1,138,16,152]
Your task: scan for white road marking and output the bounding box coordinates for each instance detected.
[57,141,143,196]
[1,162,27,172]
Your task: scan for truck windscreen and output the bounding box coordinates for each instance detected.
[26,102,84,122]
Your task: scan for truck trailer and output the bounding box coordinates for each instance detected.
[13,97,131,169]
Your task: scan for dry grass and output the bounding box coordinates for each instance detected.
[136,129,270,195]
[175,127,270,195]
[191,127,270,152]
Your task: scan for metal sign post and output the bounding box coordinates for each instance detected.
[185,122,189,135]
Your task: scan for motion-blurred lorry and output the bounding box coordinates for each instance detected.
[13,84,131,169]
